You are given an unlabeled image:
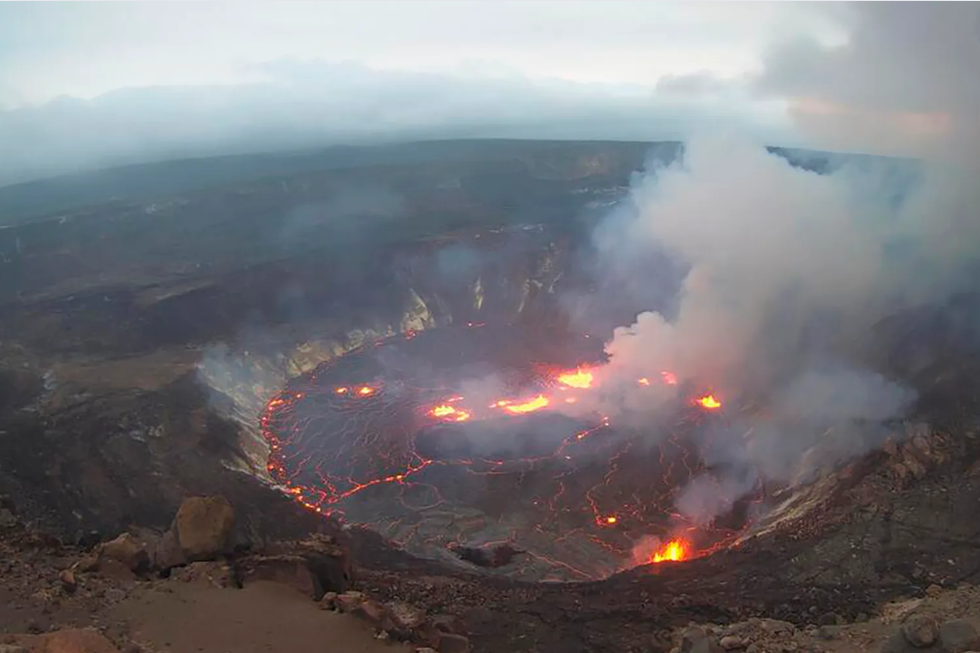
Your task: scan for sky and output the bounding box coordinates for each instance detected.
[0,2,975,185]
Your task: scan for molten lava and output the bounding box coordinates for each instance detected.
[260,327,746,581]
[558,368,594,389]
[503,394,550,414]
[695,394,721,410]
[430,404,471,422]
[651,539,690,563]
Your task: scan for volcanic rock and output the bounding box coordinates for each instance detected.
[0,646,27,653]
[818,612,843,626]
[151,529,186,571]
[169,561,237,588]
[58,568,76,593]
[435,633,471,653]
[350,599,393,630]
[817,625,841,641]
[719,635,745,650]
[760,620,796,636]
[902,614,940,648]
[386,600,427,637]
[681,627,722,653]
[72,554,100,574]
[429,614,466,635]
[99,533,150,573]
[883,631,928,653]
[334,591,367,613]
[939,620,980,653]
[320,591,339,609]
[450,542,522,568]
[0,508,18,530]
[173,496,234,561]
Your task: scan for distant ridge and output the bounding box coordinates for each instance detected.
[0,138,914,226]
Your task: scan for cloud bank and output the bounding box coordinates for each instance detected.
[0,60,790,187]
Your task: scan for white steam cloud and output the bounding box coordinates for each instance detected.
[575,4,980,527]
[578,134,921,526]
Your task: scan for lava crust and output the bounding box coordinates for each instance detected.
[261,324,747,581]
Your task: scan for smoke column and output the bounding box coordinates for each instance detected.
[578,133,920,525]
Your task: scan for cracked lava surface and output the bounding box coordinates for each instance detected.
[260,325,749,581]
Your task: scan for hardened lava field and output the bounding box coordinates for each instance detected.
[260,325,748,581]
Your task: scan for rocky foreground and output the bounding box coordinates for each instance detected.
[2,491,980,653]
[0,493,469,653]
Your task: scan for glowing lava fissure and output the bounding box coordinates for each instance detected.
[259,326,744,581]
[651,538,690,563]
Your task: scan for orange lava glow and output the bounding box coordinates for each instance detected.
[661,371,679,386]
[695,394,721,410]
[503,395,550,414]
[557,368,594,389]
[334,387,348,394]
[637,377,651,386]
[604,515,618,525]
[357,386,376,396]
[430,404,471,422]
[651,539,689,563]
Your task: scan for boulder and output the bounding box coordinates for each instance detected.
[759,620,796,636]
[99,533,150,573]
[385,601,426,639]
[882,631,925,653]
[152,529,186,571]
[902,614,940,648]
[334,591,367,613]
[170,561,237,588]
[320,591,339,609]
[350,599,393,631]
[817,625,841,641]
[939,620,980,653]
[719,636,745,650]
[681,626,709,652]
[173,496,234,561]
[58,569,76,594]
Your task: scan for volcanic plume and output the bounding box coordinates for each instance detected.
[573,134,918,526]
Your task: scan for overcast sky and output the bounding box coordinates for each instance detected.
[0,2,974,185]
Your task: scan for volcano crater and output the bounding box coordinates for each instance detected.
[260,323,746,581]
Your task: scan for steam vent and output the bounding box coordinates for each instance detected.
[1,139,979,653]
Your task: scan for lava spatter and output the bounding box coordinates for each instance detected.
[651,538,690,563]
[259,325,746,581]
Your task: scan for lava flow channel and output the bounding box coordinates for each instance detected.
[259,326,744,581]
